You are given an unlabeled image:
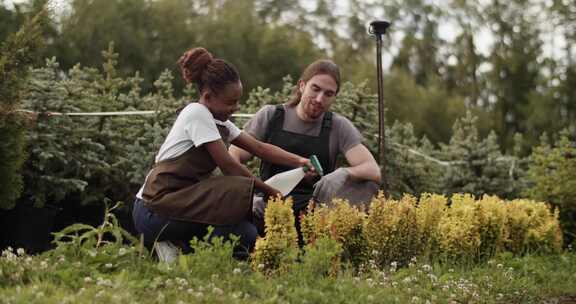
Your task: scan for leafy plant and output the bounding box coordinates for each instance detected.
[525,132,576,245]
[251,196,299,274]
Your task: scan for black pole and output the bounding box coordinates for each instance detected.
[369,20,391,196]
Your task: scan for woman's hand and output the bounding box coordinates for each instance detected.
[262,184,282,200]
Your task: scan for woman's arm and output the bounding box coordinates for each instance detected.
[204,139,281,198]
[231,132,310,168]
[229,144,253,164]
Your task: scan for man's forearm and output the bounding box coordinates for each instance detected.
[345,162,381,184]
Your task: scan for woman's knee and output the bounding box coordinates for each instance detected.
[213,221,257,249]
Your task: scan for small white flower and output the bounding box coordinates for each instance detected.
[233,268,242,275]
[212,287,224,295]
[257,263,265,269]
[496,263,503,269]
[367,295,374,301]
[105,263,113,268]
[411,296,420,303]
[157,293,165,301]
[16,248,25,256]
[232,291,243,299]
[84,277,93,283]
[118,248,127,256]
[422,264,432,272]
[194,292,204,298]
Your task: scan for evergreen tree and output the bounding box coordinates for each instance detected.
[0,5,47,209]
[484,0,543,149]
[525,132,576,245]
[440,111,522,199]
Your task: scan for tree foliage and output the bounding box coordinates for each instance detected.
[525,132,576,245]
[0,4,47,209]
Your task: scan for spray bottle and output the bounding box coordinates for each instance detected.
[264,155,323,197]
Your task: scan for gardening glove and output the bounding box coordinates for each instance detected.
[252,195,267,236]
[312,167,350,204]
[253,195,267,219]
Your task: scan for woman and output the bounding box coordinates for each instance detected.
[132,47,311,261]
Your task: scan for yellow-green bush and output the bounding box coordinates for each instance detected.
[301,199,367,266]
[475,195,508,260]
[364,193,420,266]
[416,193,447,260]
[251,196,299,274]
[255,192,563,272]
[436,194,482,263]
[505,199,563,254]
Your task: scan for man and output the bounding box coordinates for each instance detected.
[229,59,381,230]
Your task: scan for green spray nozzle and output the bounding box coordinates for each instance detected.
[307,154,323,176]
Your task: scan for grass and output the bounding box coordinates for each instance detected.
[1,242,575,304]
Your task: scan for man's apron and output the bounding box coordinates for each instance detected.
[260,105,333,212]
[142,125,254,225]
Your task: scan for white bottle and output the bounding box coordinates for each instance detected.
[264,155,323,197]
[264,167,306,197]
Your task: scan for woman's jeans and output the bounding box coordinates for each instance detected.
[132,198,256,259]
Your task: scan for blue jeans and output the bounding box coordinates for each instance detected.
[132,198,256,259]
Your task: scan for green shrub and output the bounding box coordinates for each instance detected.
[415,193,447,261]
[436,194,481,263]
[251,196,299,274]
[505,199,563,254]
[301,199,367,267]
[525,133,576,245]
[299,236,342,278]
[364,193,420,267]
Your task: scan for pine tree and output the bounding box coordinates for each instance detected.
[440,111,522,198]
[0,6,47,209]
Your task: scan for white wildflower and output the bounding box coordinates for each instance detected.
[213,287,224,296]
[16,248,25,256]
[233,268,242,275]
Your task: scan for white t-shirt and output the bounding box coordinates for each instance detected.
[136,102,241,199]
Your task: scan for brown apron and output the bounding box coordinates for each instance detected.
[141,125,254,225]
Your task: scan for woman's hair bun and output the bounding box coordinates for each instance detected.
[178,47,214,83]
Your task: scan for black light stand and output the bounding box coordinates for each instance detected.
[369,20,391,195]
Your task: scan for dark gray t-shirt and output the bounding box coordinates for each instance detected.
[243,104,363,166]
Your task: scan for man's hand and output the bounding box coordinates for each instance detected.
[312,168,351,203]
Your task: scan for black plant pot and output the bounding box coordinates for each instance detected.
[1,203,61,254]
